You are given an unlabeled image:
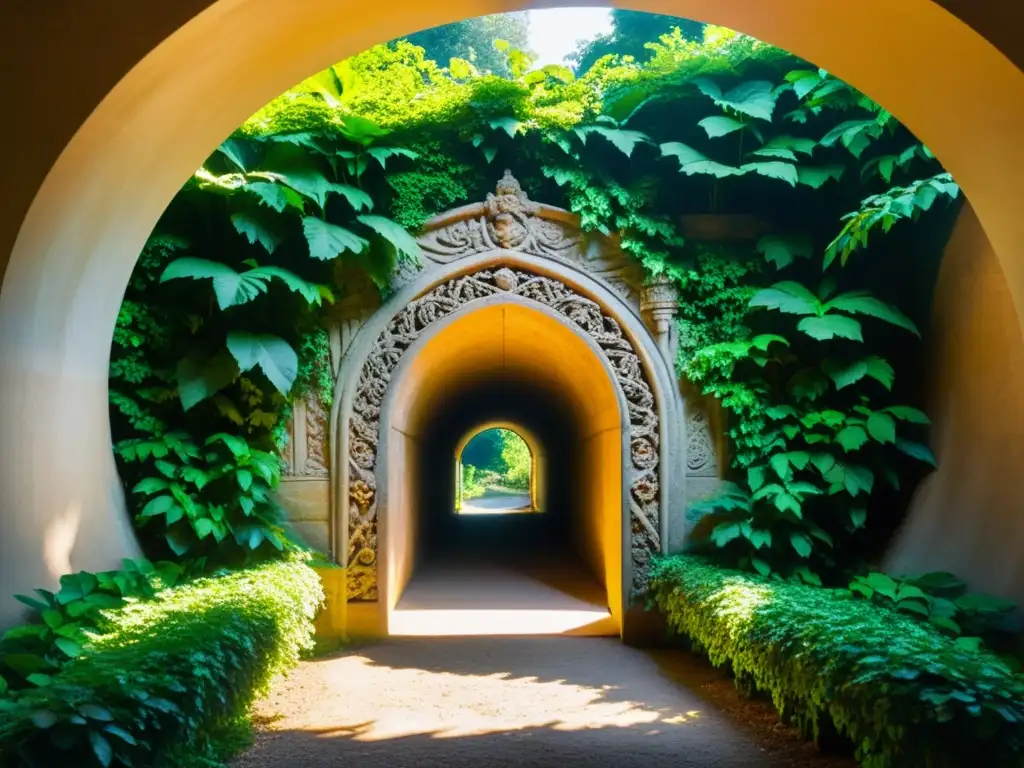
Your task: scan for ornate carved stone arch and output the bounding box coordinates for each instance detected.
[327,172,720,604]
[345,266,661,599]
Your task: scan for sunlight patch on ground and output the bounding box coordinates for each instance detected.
[277,655,700,741]
[389,608,612,636]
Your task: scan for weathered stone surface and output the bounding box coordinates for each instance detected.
[276,478,330,522]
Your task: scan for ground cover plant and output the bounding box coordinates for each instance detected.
[649,556,1024,768]
[0,558,322,767]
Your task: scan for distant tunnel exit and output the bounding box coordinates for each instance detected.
[456,427,538,515]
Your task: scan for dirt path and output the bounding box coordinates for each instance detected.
[235,637,853,768]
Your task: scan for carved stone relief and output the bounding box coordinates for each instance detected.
[347,267,662,600]
[685,407,719,478]
[280,396,330,479]
[303,396,329,476]
[412,171,647,310]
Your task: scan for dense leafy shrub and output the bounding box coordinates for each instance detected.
[848,570,1021,652]
[0,559,196,693]
[649,556,1024,768]
[0,559,323,767]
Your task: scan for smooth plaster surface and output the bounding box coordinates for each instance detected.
[886,203,1024,605]
[3,0,1024,626]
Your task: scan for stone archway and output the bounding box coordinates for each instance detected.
[344,265,662,601]
[320,174,712,634]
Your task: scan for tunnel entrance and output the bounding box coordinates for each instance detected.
[332,175,697,640]
[381,299,626,636]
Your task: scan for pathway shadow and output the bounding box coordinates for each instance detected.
[237,638,854,768]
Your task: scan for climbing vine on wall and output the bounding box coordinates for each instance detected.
[110,24,959,582]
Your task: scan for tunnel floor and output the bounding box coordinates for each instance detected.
[390,549,614,636]
[234,637,851,768]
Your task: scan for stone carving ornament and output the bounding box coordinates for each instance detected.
[347,267,662,600]
[418,170,583,264]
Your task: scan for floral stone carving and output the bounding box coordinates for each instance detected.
[347,267,661,600]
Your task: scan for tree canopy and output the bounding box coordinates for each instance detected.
[405,12,531,77]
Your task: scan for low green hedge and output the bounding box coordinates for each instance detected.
[649,556,1024,768]
[0,558,323,767]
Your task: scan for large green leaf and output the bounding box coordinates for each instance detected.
[693,78,777,121]
[489,115,526,138]
[741,161,798,186]
[244,181,305,213]
[896,439,937,467]
[226,332,298,395]
[796,165,845,189]
[697,116,745,138]
[790,532,813,558]
[216,139,261,173]
[251,170,362,212]
[797,315,863,341]
[337,115,389,145]
[826,293,920,336]
[788,368,829,401]
[331,184,374,212]
[819,119,881,158]
[366,146,419,169]
[756,234,813,269]
[844,464,874,496]
[176,348,240,411]
[231,213,279,255]
[885,405,931,424]
[577,126,651,157]
[161,257,323,309]
[864,356,895,390]
[786,69,823,100]
[246,265,328,306]
[660,142,740,178]
[867,412,897,444]
[822,358,868,389]
[356,215,422,262]
[751,135,816,159]
[836,425,869,452]
[749,281,819,315]
[161,258,263,309]
[303,217,369,260]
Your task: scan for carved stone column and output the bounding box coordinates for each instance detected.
[640,275,681,368]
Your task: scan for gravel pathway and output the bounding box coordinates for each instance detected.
[234,637,854,768]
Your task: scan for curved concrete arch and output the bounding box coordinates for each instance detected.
[4,0,1024,626]
[454,421,543,513]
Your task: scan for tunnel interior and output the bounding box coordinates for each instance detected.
[379,298,626,635]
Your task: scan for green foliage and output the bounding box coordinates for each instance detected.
[498,429,531,490]
[0,558,322,767]
[113,20,958,583]
[649,556,1024,768]
[566,10,705,74]
[0,559,190,692]
[849,571,1021,648]
[405,13,531,78]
